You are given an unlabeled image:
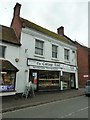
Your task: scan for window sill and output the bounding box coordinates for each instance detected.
[51,58,59,62]
[34,54,45,59]
[64,60,70,64]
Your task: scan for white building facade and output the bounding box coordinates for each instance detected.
[0,25,20,96]
[16,26,78,93]
[0,3,78,95]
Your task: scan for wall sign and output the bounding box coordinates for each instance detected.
[83,75,88,78]
[27,59,76,71]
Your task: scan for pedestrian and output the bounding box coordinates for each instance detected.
[29,80,35,97]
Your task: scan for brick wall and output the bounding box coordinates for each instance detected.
[10,3,22,40]
[76,42,89,87]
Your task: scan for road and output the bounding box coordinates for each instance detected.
[2,96,89,118]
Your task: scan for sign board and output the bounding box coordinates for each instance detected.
[27,59,76,71]
[83,75,88,78]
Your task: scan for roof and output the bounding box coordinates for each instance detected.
[21,18,75,46]
[0,25,21,46]
[0,59,19,72]
[75,41,88,49]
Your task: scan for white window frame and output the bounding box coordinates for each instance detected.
[52,44,58,59]
[64,48,70,61]
[35,39,44,56]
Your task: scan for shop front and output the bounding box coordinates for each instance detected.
[0,60,19,95]
[27,58,77,91]
[29,69,60,91]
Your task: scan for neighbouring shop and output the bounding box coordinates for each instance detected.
[0,60,19,92]
[27,59,77,91]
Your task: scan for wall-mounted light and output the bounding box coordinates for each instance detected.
[25,49,28,53]
[25,70,28,72]
[15,58,19,62]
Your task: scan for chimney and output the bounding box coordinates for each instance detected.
[57,26,64,36]
[13,3,21,17]
[11,3,22,40]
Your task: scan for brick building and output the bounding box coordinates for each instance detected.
[75,41,90,87]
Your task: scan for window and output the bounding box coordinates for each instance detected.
[38,70,60,90]
[72,50,76,63]
[52,45,58,58]
[0,45,6,58]
[0,71,15,92]
[35,39,44,55]
[64,49,70,61]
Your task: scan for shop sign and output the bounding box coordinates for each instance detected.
[28,59,61,67]
[27,59,76,71]
[28,59,62,70]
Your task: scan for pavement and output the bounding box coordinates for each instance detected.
[1,88,85,113]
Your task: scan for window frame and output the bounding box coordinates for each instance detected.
[52,44,58,58]
[35,39,44,56]
[64,48,70,61]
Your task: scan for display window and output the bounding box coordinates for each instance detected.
[38,71,60,90]
[62,72,75,89]
[0,71,16,92]
[62,72,70,90]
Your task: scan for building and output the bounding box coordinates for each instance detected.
[0,25,21,96]
[0,3,78,96]
[75,41,90,87]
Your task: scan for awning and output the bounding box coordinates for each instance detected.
[0,59,19,72]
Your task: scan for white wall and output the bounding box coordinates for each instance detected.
[21,27,77,66]
[15,28,78,93]
[0,42,20,91]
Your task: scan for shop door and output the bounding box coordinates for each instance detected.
[29,70,38,91]
[63,72,71,90]
[70,73,76,89]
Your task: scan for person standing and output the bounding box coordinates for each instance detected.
[30,80,35,97]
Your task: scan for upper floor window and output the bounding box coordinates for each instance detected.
[64,48,70,61]
[0,45,6,58]
[35,39,44,55]
[52,45,58,58]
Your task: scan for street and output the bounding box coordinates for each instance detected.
[2,96,89,118]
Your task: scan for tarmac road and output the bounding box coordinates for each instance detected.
[2,96,89,118]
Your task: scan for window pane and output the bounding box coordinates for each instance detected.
[52,45,58,58]
[52,45,57,52]
[52,52,57,58]
[35,39,44,55]
[64,49,69,61]
[0,45,6,58]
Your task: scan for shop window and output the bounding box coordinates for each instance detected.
[0,71,16,92]
[52,45,58,58]
[35,39,44,55]
[64,49,70,61]
[0,45,6,58]
[38,71,60,90]
[63,72,70,89]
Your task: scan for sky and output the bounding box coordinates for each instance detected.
[0,0,89,47]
